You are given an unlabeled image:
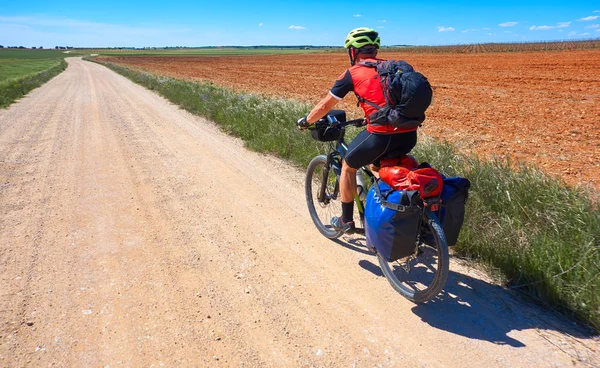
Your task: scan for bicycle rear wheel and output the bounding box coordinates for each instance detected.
[377,209,449,303]
[305,155,343,239]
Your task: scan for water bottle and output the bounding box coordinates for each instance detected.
[356,170,367,201]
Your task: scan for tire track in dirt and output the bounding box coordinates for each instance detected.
[0,66,83,360]
[0,58,597,367]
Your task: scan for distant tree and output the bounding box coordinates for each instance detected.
[32,47,37,49]
[18,46,25,49]
[39,46,43,49]
[0,45,4,48]
[55,46,59,49]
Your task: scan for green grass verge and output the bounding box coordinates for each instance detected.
[93,58,600,332]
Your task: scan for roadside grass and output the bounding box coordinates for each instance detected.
[93,58,600,332]
[0,49,75,108]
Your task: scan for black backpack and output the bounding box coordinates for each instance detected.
[357,60,433,130]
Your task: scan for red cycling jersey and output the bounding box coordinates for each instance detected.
[330,57,418,135]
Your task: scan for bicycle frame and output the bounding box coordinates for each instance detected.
[305,115,450,302]
[316,119,375,224]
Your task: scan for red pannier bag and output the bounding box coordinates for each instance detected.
[379,156,443,199]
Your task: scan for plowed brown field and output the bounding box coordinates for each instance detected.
[101,51,600,188]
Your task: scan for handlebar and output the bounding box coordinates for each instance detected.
[309,115,366,130]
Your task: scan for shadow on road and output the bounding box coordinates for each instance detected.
[331,235,373,256]
[355,256,596,348]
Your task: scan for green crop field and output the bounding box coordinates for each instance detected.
[0,49,80,108]
[0,49,79,83]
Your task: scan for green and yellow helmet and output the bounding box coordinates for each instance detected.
[344,27,380,49]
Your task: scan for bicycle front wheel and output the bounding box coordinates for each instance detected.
[305,155,343,239]
[377,209,449,303]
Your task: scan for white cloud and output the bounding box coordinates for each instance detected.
[258,23,263,27]
[499,21,518,27]
[289,25,306,30]
[378,20,386,23]
[597,29,600,32]
[0,15,193,47]
[529,25,555,30]
[568,31,577,36]
[482,28,490,30]
[581,32,591,36]
[585,24,599,29]
[594,10,600,13]
[488,33,496,36]
[437,26,455,32]
[377,26,384,29]
[529,21,570,30]
[579,15,599,21]
[353,14,361,17]
[461,28,478,33]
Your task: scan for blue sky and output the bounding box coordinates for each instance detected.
[1,1,599,47]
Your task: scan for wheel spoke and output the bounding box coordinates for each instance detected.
[305,156,343,239]
[377,209,449,303]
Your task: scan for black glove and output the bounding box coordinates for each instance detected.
[296,116,310,130]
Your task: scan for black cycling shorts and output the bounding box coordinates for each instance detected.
[344,130,417,169]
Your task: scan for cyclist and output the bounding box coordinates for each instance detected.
[297,27,419,234]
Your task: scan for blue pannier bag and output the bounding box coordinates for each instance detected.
[438,177,470,245]
[365,180,423,262]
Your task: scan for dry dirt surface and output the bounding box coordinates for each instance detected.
[103,50,600,189]
[1,57,599,366]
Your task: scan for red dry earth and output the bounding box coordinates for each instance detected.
[101,50,600,188]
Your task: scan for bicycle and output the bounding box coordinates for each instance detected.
[303,112,449,303]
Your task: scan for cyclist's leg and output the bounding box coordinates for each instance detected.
[340,161,357,203]
[333,131,393,231]
[379,131,418,163]
[331,161,359,232]
[345,130,395,169]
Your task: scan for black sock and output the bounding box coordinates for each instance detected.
[341,201,354,223]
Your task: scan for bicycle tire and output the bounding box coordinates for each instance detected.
[377,209,449,303]
[305,155,343,239]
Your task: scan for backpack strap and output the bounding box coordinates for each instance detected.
[359,61,379,68]
[353,62,383,109]
[356,60,395,108]
[354,92,383,110]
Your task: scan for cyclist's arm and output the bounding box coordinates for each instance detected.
[306,70,353,124]
[307,94,339,123]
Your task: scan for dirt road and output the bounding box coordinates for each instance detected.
[1,58,597,366]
